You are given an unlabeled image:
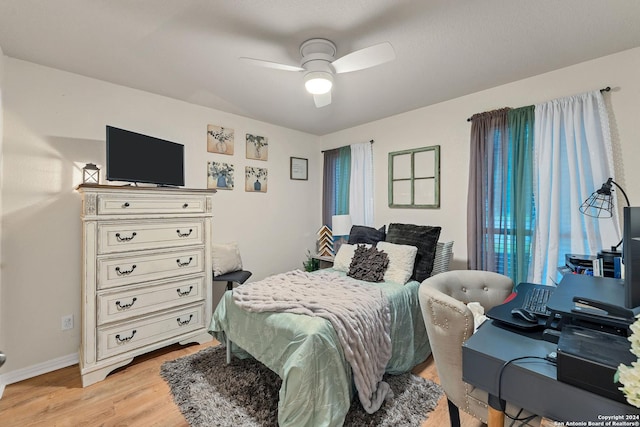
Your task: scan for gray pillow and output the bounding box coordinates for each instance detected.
[347,225,386,245]
[347,245,389,282]
[385,223,441,282]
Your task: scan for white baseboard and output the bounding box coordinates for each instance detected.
[0,352,79,399]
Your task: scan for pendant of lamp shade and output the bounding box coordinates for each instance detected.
[580,178,629,219]
[579,177,631,253]
[304,71,333,95]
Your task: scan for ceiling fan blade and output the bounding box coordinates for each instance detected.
[313,92,332,108]
[331,42,395,74]
[239,57,304,72]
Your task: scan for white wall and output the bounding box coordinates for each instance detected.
[1,46,639,385]
[0,58,321,375]
[320,47,640,271]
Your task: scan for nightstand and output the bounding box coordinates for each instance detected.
[312,255,334,269]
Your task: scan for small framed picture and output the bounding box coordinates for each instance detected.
[290,157,308,180]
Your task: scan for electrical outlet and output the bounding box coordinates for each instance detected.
[61,314,74,331]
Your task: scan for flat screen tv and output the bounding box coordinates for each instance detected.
[623,206,640,309]
[106,126,184,187]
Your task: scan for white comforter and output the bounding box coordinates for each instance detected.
[232,269,393,413]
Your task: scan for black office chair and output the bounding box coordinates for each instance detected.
[213,269,251,363]
[213,269,252,291]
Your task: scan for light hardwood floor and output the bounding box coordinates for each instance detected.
[0,341,484,427]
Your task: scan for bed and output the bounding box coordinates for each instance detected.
[209,224,452,427]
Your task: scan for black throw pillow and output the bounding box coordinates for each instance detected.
[347,245,389,282]
[385,223,441,282]
[347,225,386,245]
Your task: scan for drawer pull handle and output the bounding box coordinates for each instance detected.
[115,297,137,310]
[182,203,189,209]
[176,257,193,267]
[177,315,194,326]
[115,264,137,276]
[122,202,130,208]
[177,286,193,297]
[176,229,193,238]
[115,232,137,242]
[115,330,137,344]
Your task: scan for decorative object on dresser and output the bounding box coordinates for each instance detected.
[76,184,215,387]
[82,163,100,184]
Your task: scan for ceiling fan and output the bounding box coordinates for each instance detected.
[240,38,395,108]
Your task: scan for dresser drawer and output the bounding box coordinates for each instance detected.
[97,304,205,360]
[97,248,204,290]
[97,220,204,254]
[97,275,205,325]
[97,195,206,215]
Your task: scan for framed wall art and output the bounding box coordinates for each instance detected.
[388,145,440,208]
[207,161,235,190]
[245,166,268,193]
[246,133,268,161]
[290,157,308,180]
[207,125,234,155]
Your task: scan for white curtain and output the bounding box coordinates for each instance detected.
[531,91,619,284]
[349,142,374,226]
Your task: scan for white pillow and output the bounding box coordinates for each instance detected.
[333,243,371,272]
[212,242,243,277]
[376,241,418,284]
[467,302,487,333]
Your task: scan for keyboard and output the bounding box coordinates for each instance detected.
[522,286,553,317]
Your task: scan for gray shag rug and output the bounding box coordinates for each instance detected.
[161,345,443,426]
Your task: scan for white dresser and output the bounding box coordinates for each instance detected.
[77,185,215,387]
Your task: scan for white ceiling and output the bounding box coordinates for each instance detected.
[1,0,639,135]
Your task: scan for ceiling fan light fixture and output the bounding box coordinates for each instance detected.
[304,72,333,95]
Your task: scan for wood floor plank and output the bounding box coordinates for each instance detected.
[0,341,483,427]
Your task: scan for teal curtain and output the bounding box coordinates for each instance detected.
[507,106,535,285]
[467,106,536,285]
[335,146,351,215]
[322,147,351,227]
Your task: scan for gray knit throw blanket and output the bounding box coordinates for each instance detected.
[232,269,393,414]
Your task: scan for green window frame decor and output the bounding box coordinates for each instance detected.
[388,145,440,209]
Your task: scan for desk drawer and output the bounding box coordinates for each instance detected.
[97,304,204,360]
[97,195,206,215]
[97,248,204,290]
[97,220,204,254]
[97,275,205,325]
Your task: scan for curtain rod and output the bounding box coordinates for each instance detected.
[465,86,611,122]
[321,140,374,153]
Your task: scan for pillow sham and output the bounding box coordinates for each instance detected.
[376,241,418,284]
[212,242,243,277]
[347,245,389,282]
[347,225,386,245]
[385,223,441,282]
[333,243,371,272]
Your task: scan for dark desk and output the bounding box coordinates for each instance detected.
[463,320,640,426]
[547,274,638,333]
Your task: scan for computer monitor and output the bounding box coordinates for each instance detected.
[623,206,640,309]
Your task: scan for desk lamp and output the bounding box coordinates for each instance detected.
[579,177,630,260]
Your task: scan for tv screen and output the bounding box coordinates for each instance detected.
[106,126,185,187]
